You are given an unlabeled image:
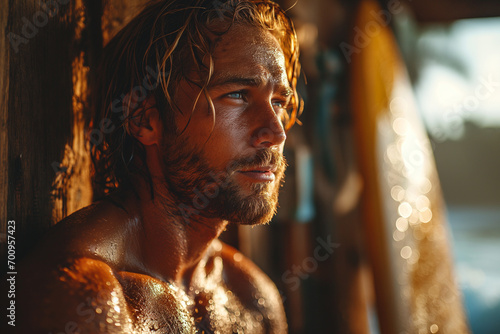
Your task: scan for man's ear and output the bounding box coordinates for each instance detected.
[128,96,163,146]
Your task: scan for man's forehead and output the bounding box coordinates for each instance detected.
[211,25,289,87]
[214,24,283,58]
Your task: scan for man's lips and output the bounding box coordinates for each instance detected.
[237,165,277,182]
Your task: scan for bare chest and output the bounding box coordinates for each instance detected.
[119,273,268,334]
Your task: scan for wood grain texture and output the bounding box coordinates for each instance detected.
[2,0,155,262]
[1,0,9,256]
[101,0,150,45]
[5,0,95,260]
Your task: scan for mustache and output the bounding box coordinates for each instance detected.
[226,149,286,174]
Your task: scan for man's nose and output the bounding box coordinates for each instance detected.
[250,103,287,148]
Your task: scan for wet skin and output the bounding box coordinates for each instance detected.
[17,25,289,333]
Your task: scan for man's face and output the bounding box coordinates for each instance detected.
[162,24,291,225]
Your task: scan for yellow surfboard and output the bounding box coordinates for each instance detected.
[349,1,470,333]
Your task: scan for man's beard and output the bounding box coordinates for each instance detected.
[160,144,286,226]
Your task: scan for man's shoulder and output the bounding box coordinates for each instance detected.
[55,197,132,235]
[213,240,288,332]
[18,256,196,333]
[23,198,135,264]
[17,257,136,333]
[15,201,144,332]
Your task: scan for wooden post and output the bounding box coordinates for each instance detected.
[1,0,9,259]
[3,0,96,261]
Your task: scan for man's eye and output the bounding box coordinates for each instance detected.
[272,100,286,109]
[226,92,244,99]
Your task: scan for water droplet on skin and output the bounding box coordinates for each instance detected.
[212,240,223,252]
[233,253,243,262]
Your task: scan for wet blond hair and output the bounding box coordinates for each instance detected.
[91,0,301,195]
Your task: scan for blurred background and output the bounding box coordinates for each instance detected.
[1,0,500,333]
[397,14,500,334]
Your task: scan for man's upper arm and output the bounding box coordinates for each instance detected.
[17,257,135,333]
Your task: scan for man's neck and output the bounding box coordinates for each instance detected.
[127,176,228,288]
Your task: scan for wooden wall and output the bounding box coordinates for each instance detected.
[1,0,9,252]
[0,0,153,262]
[2,0,96,261]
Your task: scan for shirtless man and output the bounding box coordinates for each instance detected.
[17,0,301,333]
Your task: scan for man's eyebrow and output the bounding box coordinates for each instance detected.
[209,74,293,96]
[209,74,264,88]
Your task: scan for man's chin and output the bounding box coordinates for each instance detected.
[233,211,276,226]
[224,193,279,226]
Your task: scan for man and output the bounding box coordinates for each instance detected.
[18,0,301,333]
